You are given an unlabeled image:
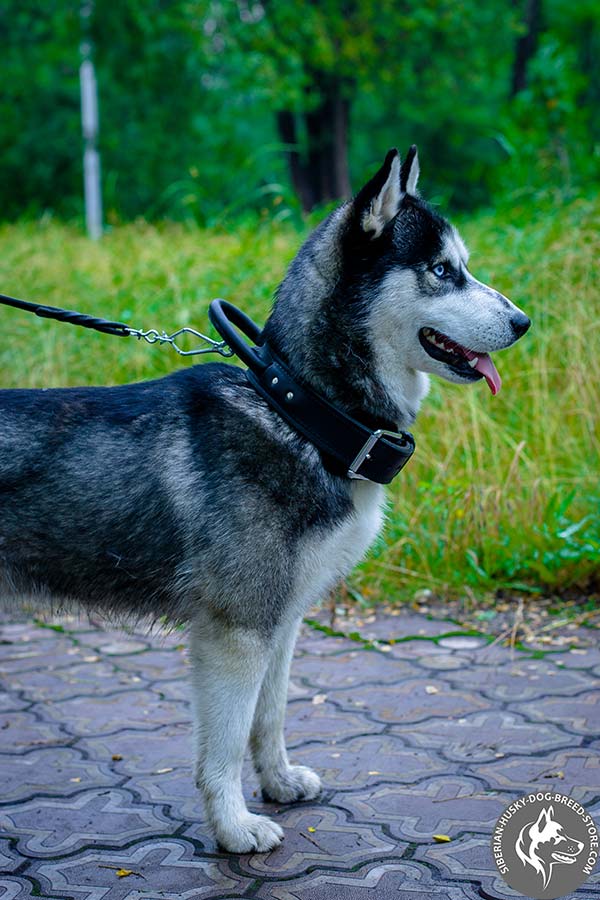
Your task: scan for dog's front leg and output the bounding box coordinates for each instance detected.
[250,618,321,803]
[189,615,284,853]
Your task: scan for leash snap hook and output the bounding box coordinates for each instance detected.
[128,325,234,358]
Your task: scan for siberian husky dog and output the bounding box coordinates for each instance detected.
[0,147,529,852]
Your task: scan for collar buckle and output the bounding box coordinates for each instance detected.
[347,429,407,481]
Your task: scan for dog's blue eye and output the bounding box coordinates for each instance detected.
[433,264,447,278]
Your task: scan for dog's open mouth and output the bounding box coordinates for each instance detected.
[418,327,502,395]
[552,851,578,864]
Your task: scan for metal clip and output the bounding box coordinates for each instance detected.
[127,326,235,358]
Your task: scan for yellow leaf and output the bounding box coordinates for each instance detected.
[98,864,144,880]
[433,834,452,843]
[307,826,316,833]
[111,754,123,761]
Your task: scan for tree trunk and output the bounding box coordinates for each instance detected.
[576,18,600,143]
[511,0,543,96]
[277,74,351,212]
[276,111,316,212]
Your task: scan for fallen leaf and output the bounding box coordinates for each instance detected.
[155,767,173,774]
[425,685,439,694]
[99,865,144,879]
[111,754,123,761]
[312,694,327,705]
[433,834,452,843]
[69,777,81,783]
[307,826,316,833]
[368,770,380,775]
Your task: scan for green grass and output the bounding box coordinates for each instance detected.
[0,198,598,604]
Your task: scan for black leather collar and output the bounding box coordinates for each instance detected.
[209,300,415,484]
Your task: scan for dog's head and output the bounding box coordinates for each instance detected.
[350,147,530,397]
[267,146,531,426]
[516,806,584,889]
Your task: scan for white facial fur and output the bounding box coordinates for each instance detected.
[368,227,528,401]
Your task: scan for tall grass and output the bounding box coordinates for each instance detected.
[0,197,598,603]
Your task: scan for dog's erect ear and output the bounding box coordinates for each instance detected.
[355,148,402,239]
[533,807,551,834]
[400,145,419,196]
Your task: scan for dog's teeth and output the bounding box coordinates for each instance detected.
[468,357,479,368]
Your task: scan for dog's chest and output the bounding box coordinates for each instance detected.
[293,481,385,611]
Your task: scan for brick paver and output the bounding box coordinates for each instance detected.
[0,612,598,899]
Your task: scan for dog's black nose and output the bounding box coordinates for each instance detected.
[511,312,531,338]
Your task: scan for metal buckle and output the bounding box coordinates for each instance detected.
[347,428,405,481]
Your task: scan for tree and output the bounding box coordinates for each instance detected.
[0,0,597,220]
[511,0,544,96]
[0,1,81,218]
[203,0,522,211]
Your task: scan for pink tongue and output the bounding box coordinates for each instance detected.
[473,353,502,395]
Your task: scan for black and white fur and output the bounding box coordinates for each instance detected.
[0,148,529,852]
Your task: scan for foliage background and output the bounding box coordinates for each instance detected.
[0,0,598,222]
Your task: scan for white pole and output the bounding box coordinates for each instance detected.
[79,3,102,240]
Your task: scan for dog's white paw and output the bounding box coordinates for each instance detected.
[214,812,284,854]
[261,764,322,804]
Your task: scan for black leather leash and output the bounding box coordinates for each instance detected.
[0,291,233,358]
[0,292,132,336]
[208,300,415,484]
[0,290,415,484]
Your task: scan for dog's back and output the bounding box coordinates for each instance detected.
[0,369,199,613]
[0,363,355,625]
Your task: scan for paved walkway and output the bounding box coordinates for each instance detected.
[0,611,598,899]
